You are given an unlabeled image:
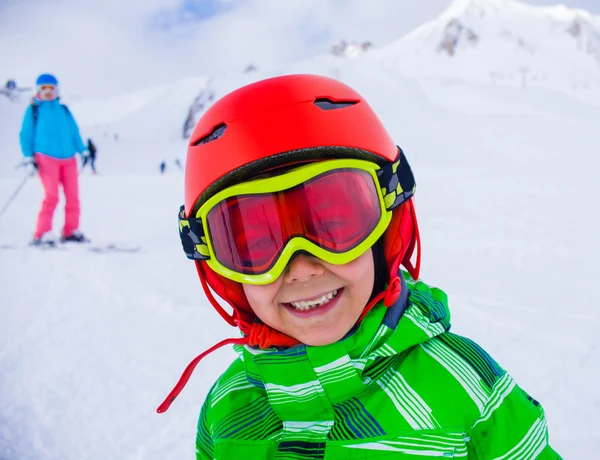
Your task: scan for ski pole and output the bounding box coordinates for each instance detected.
[0,171,35,221]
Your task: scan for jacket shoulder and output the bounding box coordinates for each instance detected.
[404,332,508,425]
[25,103,36,116]
[435,332,506,390]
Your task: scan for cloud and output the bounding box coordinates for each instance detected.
[1,0,598,98]
[0,0,182,96]
[147,0,456,83]
[1,0,457,96]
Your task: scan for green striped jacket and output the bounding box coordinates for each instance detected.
[196,274,560,459]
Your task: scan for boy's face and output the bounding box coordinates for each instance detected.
[242,249,374,346]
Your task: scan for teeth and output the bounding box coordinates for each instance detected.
[289,289,338,311]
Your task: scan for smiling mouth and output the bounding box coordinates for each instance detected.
[285,289,340,312]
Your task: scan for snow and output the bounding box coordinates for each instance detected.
[1,12,600,460]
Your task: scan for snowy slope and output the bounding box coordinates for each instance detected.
[371,0,600,103]
[0,95,32,176]
[1,26,600,460]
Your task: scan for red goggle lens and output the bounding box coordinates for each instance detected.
[206,169,381,275]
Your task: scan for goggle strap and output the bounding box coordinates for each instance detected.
[178,148,417,261]
[377,147,416,211]
[179,205,210,260]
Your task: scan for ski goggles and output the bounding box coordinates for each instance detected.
[179,152,415,284]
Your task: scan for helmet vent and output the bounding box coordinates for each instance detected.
[192,123,227,146]
[313,98,358,111]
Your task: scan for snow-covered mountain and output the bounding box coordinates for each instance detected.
[372,0,600,100]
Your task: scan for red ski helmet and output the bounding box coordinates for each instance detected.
[184,74,421,349]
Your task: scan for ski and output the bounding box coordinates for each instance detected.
[28,241,67,250]
[87,243,141,254]
[1,242,141,253]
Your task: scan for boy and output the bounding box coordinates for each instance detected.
[158,75,560,459]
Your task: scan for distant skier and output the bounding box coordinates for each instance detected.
[19,73,89,245]
[0,79,31,101]
[174,158,183,170]
[82,138,98,174]
[160,161,166,174]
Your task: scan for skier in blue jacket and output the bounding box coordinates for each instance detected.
[19,73,89,245]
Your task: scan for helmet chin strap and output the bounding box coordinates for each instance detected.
[196,262,237,327]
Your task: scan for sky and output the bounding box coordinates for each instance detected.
[1,0,599,97]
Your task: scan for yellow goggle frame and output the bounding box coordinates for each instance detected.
[179,153,415,285]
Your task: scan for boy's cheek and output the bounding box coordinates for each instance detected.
[242,283,279,312]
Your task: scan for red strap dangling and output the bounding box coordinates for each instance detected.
[156,336,248,413]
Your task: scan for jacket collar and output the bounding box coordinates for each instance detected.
[236,272,451,421]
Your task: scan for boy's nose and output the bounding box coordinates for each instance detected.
[283,253,325,283]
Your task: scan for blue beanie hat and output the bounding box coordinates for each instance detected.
[36,74,58,86]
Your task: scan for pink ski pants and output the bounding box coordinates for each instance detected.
[34,153,80,239]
